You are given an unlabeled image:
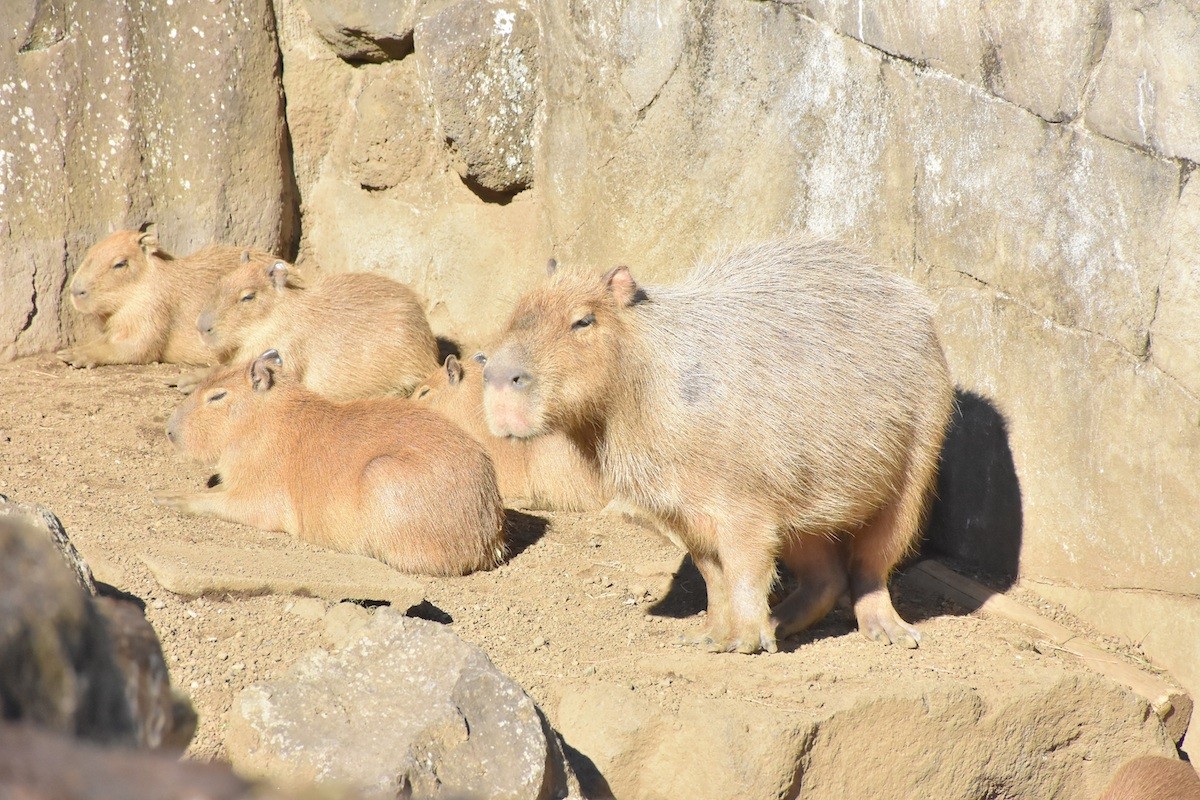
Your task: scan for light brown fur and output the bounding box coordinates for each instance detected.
[1098,756,1200,800]
[194,259,438,400]
[411,355,607,511]
[154,351,506,577]
[60,226,274,368]
[482,238,954,654]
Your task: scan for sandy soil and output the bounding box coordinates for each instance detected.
[0,355,1170,767]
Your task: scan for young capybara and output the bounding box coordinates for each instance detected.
[59,225,275,368]
[1098,756,1200,800]
[411,354,607,511]
[481,238,954,654]
[195,258,438,400]
[153,350,506,576]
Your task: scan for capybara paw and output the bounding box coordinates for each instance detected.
[858,611,921,649]
[57,348,96,369]
[151,490,193,512]
[174,375,202,394]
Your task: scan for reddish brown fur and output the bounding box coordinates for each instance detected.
[1098,756,1200,800]
[60,227,274,368]
[482,239,953,654]
[196,259,438,400]
[154,351,506,576]
[411,355,607,511]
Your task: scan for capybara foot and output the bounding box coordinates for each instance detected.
[57,348,97,369]
[173,370,208,395]
[854,590,920,648]
[151,490,199,514]
[683,621,778,654]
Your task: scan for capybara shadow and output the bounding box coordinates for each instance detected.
[648,554,707,619]
[921,388,1024,591]
[436,336,462,364]
[502,509,550,561]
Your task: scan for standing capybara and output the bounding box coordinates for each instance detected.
[411,354,607,511]
[481,238,953,654]
[1098,756,1200,800]
[194,258,438,399]
[154,350,506,576]
[59,225,275,368]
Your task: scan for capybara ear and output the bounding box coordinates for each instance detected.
[268,261,289,291]
[445,354,463,385]
[240,249,251,264]
[470,351,488,366]
[604,265,639,307]
[138,223,159,254]
[249,348,283,393]
[546,258,558,277]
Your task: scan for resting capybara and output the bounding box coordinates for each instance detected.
[482,238,953,654]
[59,225,274,368]
[411,354,607,511]
[195,258,438,399]
[154,350,506,576]
[1098,756,1200,800]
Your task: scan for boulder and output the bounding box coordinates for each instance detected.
[227,609,577,799]
[302,0,421,62]
[415,0,541,195]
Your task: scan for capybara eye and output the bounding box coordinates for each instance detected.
[415,387,430,399]
[206,390,228,403]
[112,259,127,270]
[241,292,256,303]
[571,313,596,331]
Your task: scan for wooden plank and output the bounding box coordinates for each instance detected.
[903,559,1193,744]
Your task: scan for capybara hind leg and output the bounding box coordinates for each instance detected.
[849,501,920,648]
[772,535,848,640]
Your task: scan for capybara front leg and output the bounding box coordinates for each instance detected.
[712,515,779,654]
[683,550,733,649]
[772,534,847,641]
[152,488,282,531]
[849,501,920,648]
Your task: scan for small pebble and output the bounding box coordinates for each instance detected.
[532,636,547,651]
[151,599,166,610]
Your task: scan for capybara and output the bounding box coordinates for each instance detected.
[154,350,506,576]
[195,258,438,400]
[59,225,274,368]
[411,354,607,511]
[482,238,953,654]
[1098,756,1200,800]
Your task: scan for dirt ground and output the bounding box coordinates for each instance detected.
[0,355,1176,773]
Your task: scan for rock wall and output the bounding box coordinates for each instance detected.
[3,0,1198,758]
[0,0,298,360]
[276,0,1200,756]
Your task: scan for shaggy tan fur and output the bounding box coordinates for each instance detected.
[60,226,273,368]
[483,238,953,654]
[194,259,437,400]
[155,351,506,577]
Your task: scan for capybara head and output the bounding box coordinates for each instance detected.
[165,349,285,465]
[71,223,163,316]
[197,258,297,353]
[483,261,642,438]
[413,353,488,408]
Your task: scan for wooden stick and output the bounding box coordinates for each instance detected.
[903,559,1193,744]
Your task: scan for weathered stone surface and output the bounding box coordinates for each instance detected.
[981,0,1110,121]
[342,64,440,192]
[558,661,1175,800]
[140,541,426,607]
[0,0,298,361]
[0,514,191,750]
[0,492,95,594]
[302,0,420,62]
[913,73,1177,356]
[227,610,575,799]
[798,0,986,85]
[323,601,371,648]
[415,0,540,195]
[1085,0,1200,161]
[1150,172,1200,397]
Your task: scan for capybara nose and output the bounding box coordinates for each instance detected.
[165,418,178,444]
[483,362,533,392]
[71,284,87,299]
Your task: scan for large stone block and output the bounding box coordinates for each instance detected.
[301,0,421,62]
[1150,171,1200,396]
[913,73,1177,356]
[1085,0,1200,161]
[227,610,575,799]
[981,0,1110,121]
[0,0,298,361]
[415,0,540,195]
